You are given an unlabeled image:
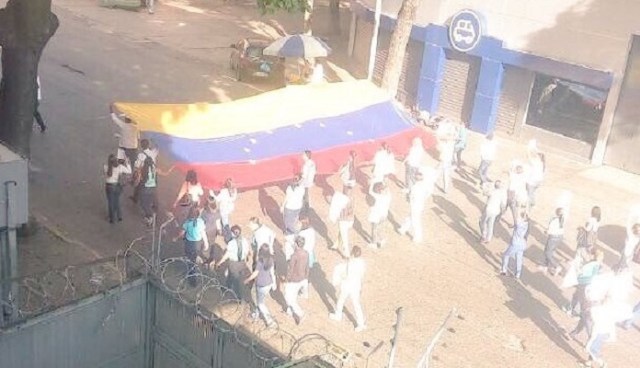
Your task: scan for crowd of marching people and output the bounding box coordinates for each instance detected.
[106,104,640,367]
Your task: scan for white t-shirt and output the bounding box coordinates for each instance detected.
[585,216,600,233]
[216,188,237,217]
[225,237,250,262]
[186,183,204,203]
[508,170,527,195]
[547,216,564,236]
[104,162,131,184]
[301,159,316,188]
[405,144,424,168]
[298,227,316,261]
[409,169,436,212]
[252,225,276,255]
[342,258,366,291]
[284,185,305,210]
[111,113,139,150]
[485,188,507,216]
[329,192,350,223]
[480,139,497,161]
[135,148,159,169]
[527,158,545,185]
[368,186,391,223]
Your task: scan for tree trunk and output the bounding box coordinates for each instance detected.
[329,0,340,35]
[303,0,314,35]
[0,0,59,159]
[381,0,419,97]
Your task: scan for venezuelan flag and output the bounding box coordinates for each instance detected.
[115,81,435,189]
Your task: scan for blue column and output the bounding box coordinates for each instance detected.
[416,43,446,114]
[470,58,504,134]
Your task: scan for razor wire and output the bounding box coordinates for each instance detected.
[0,223,361,368]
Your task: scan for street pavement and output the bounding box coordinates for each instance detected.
[19,0,640,367]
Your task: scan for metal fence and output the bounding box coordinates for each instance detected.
[0,231,356,368]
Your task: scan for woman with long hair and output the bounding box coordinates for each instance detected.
[244,243,276,327]
[103,154,131,223]
[172,170,204,209]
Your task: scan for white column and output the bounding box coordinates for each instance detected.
[367,0,382,81]
[348,12,357,57]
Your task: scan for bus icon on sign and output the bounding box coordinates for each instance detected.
[448,10,482,52]
[452,20,476,45]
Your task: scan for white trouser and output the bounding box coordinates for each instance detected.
[334,285,365,327]
[285,280,306,318]
[337,220,353,255]
[401,206,424,242]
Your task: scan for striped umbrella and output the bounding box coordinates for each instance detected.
[263,34,332,58]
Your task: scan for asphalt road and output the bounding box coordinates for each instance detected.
[30,5,241,257]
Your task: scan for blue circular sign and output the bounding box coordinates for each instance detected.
[448,10,483,53]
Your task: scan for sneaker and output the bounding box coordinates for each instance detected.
[499,271,507,276]
[355,324,366,332]
[537,265,548,273]
[295,313,305,325]
[265,319,276,328]
[367,243,378,249]
[329,313,342,322]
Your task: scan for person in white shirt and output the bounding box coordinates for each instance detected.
[211,178,238,230]
[329,186,355,256]
[526,152,546,209]
[403,137,425,190]
[298,214,317,299]
[339,151,357,190]
[300,150,316,211]
[131,139,159,203]
[541,207,565,275]
[479,180,507,244]
[478,133,496,186]
[507,162,528,226]
[110,103,139,168]
[399,167,436,243]
[172,169,204,211]
[330,246,366,332]
[368,181,391,248]
[372,143,394,184]
[33,76,47,133]
[436,119,457,194]
[282,175,305,235]
[103,154,131,223]
[215,225,251,301]
[248,217,276,257]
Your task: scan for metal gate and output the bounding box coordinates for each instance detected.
[495,66,535,136]
[0,279,148,368]
[605,35,640,172]
[437,50,480,123]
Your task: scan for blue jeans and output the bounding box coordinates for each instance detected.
[478,160,491,184]
[501,244,524,278]
[253,285,274,324]
[105,183,122,223]
[283,208,300,235]
[587,333,609,361]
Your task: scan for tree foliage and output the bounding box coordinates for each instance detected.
[256,0,307,14]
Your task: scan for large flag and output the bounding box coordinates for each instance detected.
[115,81,435,189]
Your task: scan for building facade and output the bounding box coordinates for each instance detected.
[347,0,640,172]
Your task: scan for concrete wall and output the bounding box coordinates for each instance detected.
[357,0,640,73]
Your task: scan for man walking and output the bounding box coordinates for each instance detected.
[285,236,309,325]
[110,103,139,168]
[478,133,496,186]
[479,180,507,244]
[300,150,316,212]
[399,168,436,244]
[215,225,252,302]
[282,175,305,235]
[249,217,276,266]
[329,186,355,256]
[330,246,366,332]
